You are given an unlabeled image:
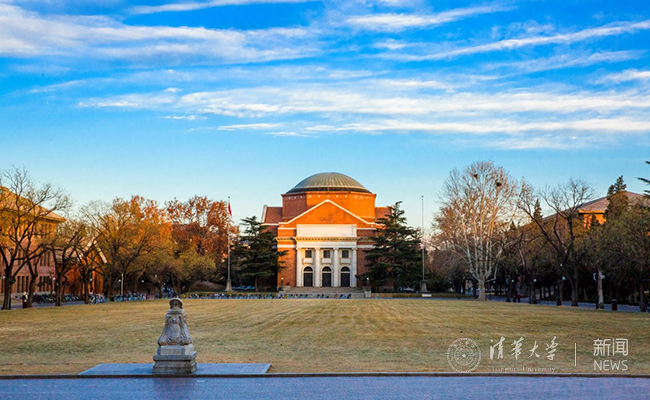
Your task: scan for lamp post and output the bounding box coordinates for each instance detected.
[557,275,566,306]
[225,196,233,292]
[420,195,427,293]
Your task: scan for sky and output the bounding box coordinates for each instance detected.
[1,0,649,228]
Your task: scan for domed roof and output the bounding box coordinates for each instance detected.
[287,173,370,194]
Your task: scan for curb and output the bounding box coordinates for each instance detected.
[1,372,649,380]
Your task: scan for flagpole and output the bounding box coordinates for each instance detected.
[420,195,427,293]
[226,196,232,292]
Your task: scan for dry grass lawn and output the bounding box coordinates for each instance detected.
[0,299,648,375]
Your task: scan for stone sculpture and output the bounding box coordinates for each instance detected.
[153,297,197,374]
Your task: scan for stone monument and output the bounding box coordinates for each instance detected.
[153,297,197,374]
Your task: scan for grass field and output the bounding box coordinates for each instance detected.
[0,299,648,375]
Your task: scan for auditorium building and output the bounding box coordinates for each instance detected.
[262,173,389,289]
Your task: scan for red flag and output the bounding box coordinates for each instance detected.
[228,201,232,216]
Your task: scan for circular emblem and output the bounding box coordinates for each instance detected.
[447,338,481,373]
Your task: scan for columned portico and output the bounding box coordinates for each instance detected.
[293,243,358,288]
[296,246,303,287]
[351,248,357,287]
[314,247,321,287]
[332,247,339,287]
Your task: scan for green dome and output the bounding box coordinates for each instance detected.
[287,173,370,194]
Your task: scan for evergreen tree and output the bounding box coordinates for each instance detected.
[363,202,422,290]
[639,161,650,197]
[606,176,628,219]
[233,216,286,291]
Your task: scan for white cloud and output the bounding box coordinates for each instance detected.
[394,19,650,61]
[129,0,311,15]
[0,3,317,63]
[346,5,509,32]
[487,50,644,73]
[217,123,283,130]
[599,69,650,84]
[165,115,204,120]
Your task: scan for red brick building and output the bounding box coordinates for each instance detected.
[262,173,389,289]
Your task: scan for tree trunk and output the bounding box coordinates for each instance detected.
[596,269,604,310]
[2,276,12,310]
[570,269,579,307]
[639,280,647,313]
[529,280,535,304]
[506,276,512,302]
[254,276,259,292]
[477,278,486,301]
[83,275,89,304]
[55,280,63,307]
[25,275,37,308]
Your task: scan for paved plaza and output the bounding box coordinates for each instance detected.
[2,375,648,400]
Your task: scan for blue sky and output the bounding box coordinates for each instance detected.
[1,0,649,227]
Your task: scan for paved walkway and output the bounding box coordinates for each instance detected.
[2,376,648,400]
[489,295,643,312]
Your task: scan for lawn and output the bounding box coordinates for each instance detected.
[0,299,648,375]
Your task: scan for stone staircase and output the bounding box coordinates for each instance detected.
[282,286,367,298]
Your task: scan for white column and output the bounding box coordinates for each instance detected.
[351,248,358,287]
[332,247,339,287]
[314,247,321,287]
[296,246,303,287]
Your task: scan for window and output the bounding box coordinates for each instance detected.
[305,249,312,258]
[323,250,331,259]
[341,250,350,259]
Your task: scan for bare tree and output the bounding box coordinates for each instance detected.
[47,218,87,306]
[0,168,70,310]
[519,178,595,307]
[434,161,525,301]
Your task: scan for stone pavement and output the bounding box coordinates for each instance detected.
[79,363,270,376]
[1,375,648,400]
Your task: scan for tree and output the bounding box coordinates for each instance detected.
[519,178,595,307]
[232,216,286,291]
[0,167,70,310]
[166,196,231,276]
[435,161,524,301]
[364,202,422,290]
[640,161,650,197]
[47,218,86,306]
[87,196,171,300]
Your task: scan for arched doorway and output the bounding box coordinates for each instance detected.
[303,266,313,287]
[322,267,332,287]
[340,267,351,287]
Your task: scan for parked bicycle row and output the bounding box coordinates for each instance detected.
[181,292,355,299]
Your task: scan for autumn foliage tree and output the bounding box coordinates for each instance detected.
[166,196,233,283]
[86,196,171,300]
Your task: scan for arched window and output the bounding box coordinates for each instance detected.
[303,266,313,287]
[340,266,351,287]
[322,266,332,287]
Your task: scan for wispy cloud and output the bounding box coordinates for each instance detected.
[0,3,317,63]
[129,0,312,15]
[486,50,644,74]
[599,69,650,84]
[217,123,283,130]
[392,20,650,61]
[345,5,509,32]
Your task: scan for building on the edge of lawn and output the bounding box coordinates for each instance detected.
[261,172,390,289]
